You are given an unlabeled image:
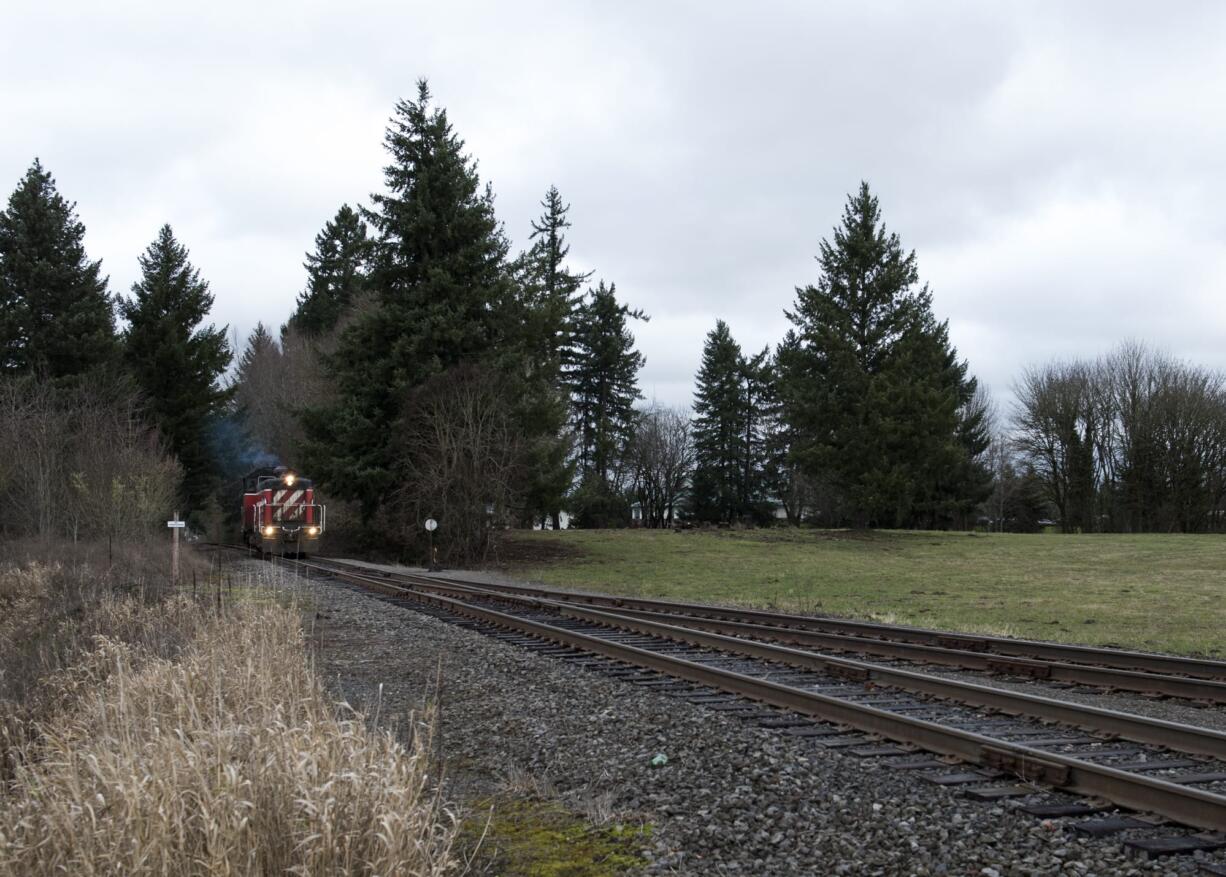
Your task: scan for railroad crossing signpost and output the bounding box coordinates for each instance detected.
[425,518,439,571]
[167,512,186,584]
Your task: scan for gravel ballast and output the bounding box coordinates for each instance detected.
[263,560,1226,876]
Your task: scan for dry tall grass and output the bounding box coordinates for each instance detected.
[0,579,457,875]
[0,542,213,775]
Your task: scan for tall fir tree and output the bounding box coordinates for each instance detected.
[518,185,591,384]
[739,346,773,516]
[511,186,592,526]
[303,81,515,517]
[234,322,278,388]
[781,182,985,527]
[120,224,232,513]
[228,322,294,465]
[286,204,369,336]
[691,320,745,522]
[565,281,645,499]
[762,334,809,524]
[691,322,773,523]
[0,159,116,378]
[920,340,993,526]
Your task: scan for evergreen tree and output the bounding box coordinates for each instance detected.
[932,354,993,526]
[120,224,231,513]
[999,462,1049,532]
[0,159,116,378]
[231,322,282,452]
[518,185,592,384]
[303,81,515,517]
[691,320,745,522]
[739,346,773,518]
[763,334,810,524]
[782,182,983,527]
[565,281,645,513]
[286,204,369,336]
[234,322,278,387]
[511,186,591,526]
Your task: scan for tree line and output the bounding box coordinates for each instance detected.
[683,184,993,530]
[0,161,229,541]
[1012,342,1226,533]
[234,82,650,560]
[234,92,998,552]
[7,80,1226,551]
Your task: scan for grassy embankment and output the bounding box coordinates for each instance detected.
[0,542,456,876]
[501,528,1226,657]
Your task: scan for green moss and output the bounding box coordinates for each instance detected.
[186,568,319,614]
[459,797,650,876]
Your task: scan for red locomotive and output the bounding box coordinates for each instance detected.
[242,466,325,557]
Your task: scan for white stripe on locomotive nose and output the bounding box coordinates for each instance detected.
[287,490,304,505]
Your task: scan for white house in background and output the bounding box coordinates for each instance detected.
[531,511,570,531]
[630,497,792,525]
[629,500,687,525]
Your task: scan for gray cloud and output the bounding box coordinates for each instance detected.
[4,0,1226,416]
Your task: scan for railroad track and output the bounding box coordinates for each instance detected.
[349,563,1226,704]
[211,547,1226,862]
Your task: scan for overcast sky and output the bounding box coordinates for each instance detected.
[5,1,1226,414]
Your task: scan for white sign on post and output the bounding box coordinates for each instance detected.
[168,512,184,585]
[424,518,439,571]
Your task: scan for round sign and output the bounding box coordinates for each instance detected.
[424,518,438,532]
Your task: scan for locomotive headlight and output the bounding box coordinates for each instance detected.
[263,526,275,536]
[308,526,319,536]
[284,473,296,486]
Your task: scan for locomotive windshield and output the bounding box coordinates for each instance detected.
[242,466,313,492]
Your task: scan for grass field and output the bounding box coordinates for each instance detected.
[499,529,1226,657]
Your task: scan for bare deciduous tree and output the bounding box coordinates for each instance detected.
[1013,360,1100,531]
[1014,342,1226,533]
[0,376,180,542]
[393,366,526,564]
[628,406,695,528]
[983,431,1014,532]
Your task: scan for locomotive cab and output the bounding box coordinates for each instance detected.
[242,466,325,558]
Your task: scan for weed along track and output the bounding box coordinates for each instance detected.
[283,556,1226,865]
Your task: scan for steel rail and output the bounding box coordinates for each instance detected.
[548,601,1226,761]
[539,603,1226,704]
[371,565,1226,682]
[213,549,1226,682]
[304,560,1226,761]
[314,559,1226,703]
[312,562,1226,833]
